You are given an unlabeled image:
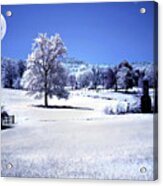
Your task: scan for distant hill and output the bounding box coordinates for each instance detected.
[131,61,153,71]
[62,57,90,76]
[62,57,153,76]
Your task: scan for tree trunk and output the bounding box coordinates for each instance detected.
[44,92,48,107]
[44,70,48,107]
[114,82,118,92]
[94,82,97,90]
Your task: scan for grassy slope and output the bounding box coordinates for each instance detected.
[1,89,154,180]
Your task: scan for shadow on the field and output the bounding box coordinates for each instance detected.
[33,105,93,111]
[116,90,138,95]
[1,125,15,130]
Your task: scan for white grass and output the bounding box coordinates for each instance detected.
[1,88,154,180]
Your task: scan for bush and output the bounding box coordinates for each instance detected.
[103,101,129,115]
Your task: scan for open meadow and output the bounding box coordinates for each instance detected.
[1,88,154,180]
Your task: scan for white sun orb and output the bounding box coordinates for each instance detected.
[1,14,7,40]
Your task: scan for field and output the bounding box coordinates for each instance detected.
[1,88,154,180]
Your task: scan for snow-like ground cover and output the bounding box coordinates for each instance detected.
[1,88,154,180]
[71,88,154,114]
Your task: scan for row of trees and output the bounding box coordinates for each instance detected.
[1,33,155,107]
[68,60,154,92]
[1,58,26,89]
[2,57,154,91]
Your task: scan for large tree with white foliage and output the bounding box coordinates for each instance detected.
[21,33,68,107]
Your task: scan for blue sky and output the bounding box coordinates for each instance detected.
[1,2,156,65]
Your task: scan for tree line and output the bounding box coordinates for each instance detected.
[1,33,155,107]
[1,58,154,92]
[70,60,154,92]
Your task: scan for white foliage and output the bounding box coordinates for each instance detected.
[21,33,68,101]
[104,101,129,115]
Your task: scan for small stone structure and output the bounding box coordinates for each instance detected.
[1,110,15,129]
